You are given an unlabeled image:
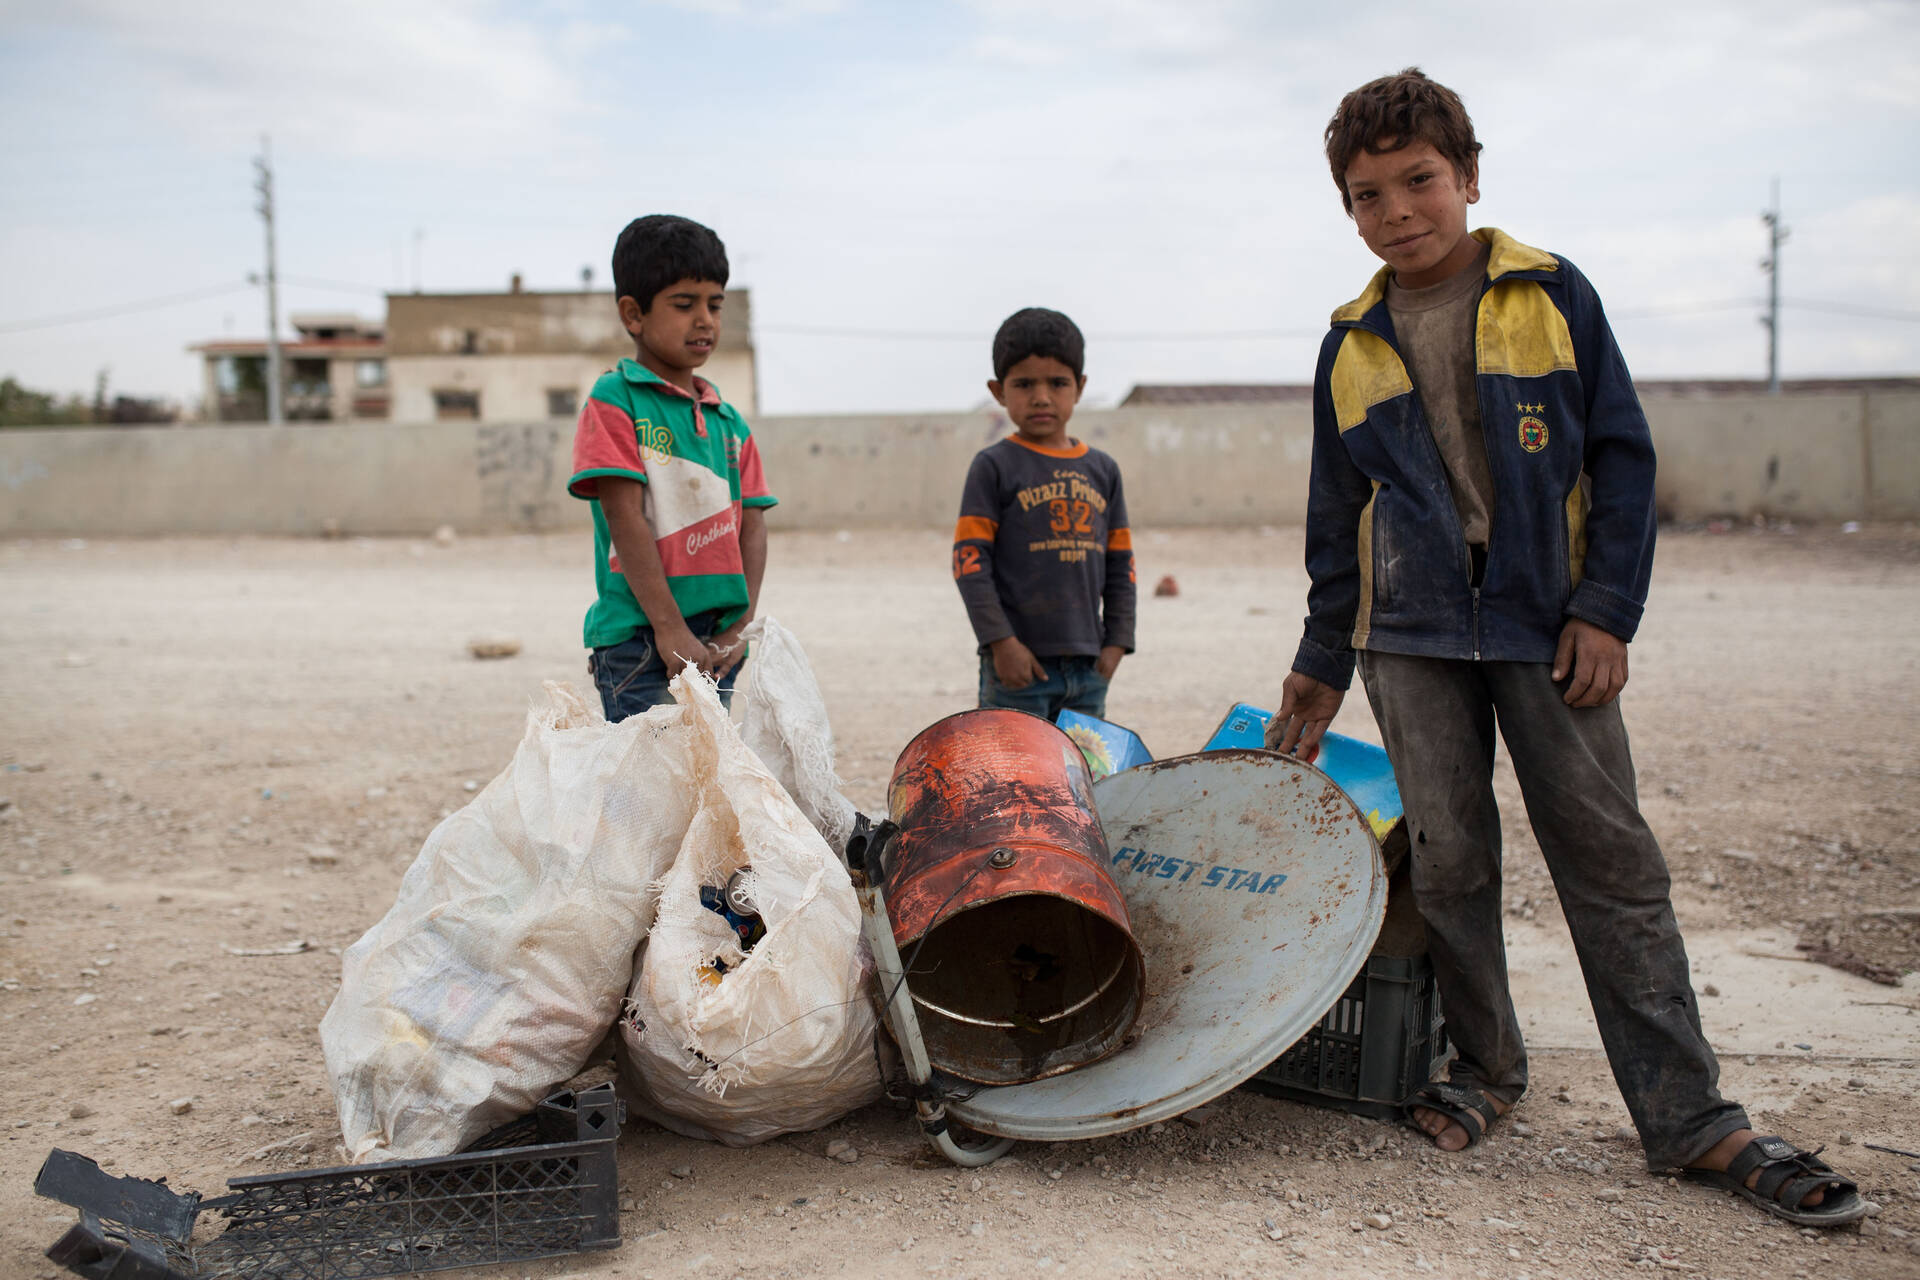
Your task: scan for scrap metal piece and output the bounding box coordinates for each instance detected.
[943,749,1387,1142]
[885,709,1146,1085]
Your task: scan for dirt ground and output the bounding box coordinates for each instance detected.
[3,523,1918,1280]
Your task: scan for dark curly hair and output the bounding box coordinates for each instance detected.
[1325,68,1482,214]
[991,307,1085,380]
[611,215,729,313]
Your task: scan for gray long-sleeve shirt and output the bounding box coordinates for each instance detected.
[952,435,1137,657]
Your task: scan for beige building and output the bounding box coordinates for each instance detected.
[188,285,757,424]
[191,313,390,422]
[384,284,757,422]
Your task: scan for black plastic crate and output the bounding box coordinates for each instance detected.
[1243,953,1448,1120]
[38,1084,624,1280]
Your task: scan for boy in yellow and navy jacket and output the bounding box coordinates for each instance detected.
[1267,68,1864,1228]
[953,308,1135,720]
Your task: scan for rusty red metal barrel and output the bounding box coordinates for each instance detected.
[884,709,1146,1085]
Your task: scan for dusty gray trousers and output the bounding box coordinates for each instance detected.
[1358,651,1750,1169]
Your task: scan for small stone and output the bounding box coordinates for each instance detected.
[1147,1123,1165,1136]
[670,1165,692,1179]
[1859,1220,1880,1238]
[1701,983,1720,998]
[1047,1168,1063,1180]
[432,524,457,547]
[1743,1054,1757,1066]
[1613,1127,1637,1144]
[826,1140,859,1164]
[1153,575,1179,597]
[1179,1105,1218,1129]
[967,1222,985,1237]
[168,1097,193,1115]
[1364,1213,1392,1230]
[468,635,522,660]
[73,993,97,1006]
[68,1104,94,1120]
[463,780,478,793]
[620,1197,636,1212]
[1510,1122,1532,1137]
[1836,1131,1854,1145]
[1594,1188,1624,1203]
[1794,1043,1812,1051]
[240,1114,266,1127]
[1847,1077,1868,1089]
[306,846,340,867]
[1264,1219,1286,1241]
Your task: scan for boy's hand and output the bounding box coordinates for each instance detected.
[1553,618,1629,707]
[654,620,715,677]
[990,636,1047,690]
[1265,672,1345,765]
[708,624,748,681]
[1096,645,1125,680]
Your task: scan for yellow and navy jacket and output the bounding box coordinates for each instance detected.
[1293,228,1657,689]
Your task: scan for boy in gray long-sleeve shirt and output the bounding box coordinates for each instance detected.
[952,308,1136,719]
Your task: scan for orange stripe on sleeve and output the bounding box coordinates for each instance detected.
[1107,527,1133,551]
[954,515,999,543]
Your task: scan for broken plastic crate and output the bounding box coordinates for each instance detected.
[1243,952,1450,1120]
[35,1083,624,1280]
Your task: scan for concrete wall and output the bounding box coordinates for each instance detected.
[2,391,1914,537]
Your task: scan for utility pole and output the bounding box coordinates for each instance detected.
[253,136,284,424]
[1760,178,1788,395]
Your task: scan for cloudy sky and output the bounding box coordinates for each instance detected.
[2,0,1916,415]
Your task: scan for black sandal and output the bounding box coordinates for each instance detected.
[1401,1081,1511,1149]
[1682,1136,1868,1228]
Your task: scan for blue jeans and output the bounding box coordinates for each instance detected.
[589,610,737,723]
[978,653,1109,721]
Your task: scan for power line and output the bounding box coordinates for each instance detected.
[1610,299,1761,319]
[0,282,254,335]
[758,324,1328,343]
[281,275,389,296]
[1781,297,1920,324]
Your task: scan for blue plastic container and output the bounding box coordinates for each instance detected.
[1203,703,1404,844]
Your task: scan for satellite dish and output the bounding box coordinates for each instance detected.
[942,749,1385,1141]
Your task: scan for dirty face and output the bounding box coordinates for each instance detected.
[1343,139,1481,290]
[988,355,1086,448]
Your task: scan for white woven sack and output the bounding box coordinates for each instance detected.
[736,616,858,853]
[617,666,881,1145]
[321,682,694,1161]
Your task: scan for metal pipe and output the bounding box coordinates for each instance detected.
[848,821,1014,1168]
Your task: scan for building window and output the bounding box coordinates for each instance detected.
[547,388,578,418]
[434,390,481,421]
[355,359,387,388]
